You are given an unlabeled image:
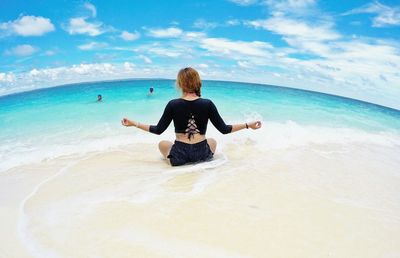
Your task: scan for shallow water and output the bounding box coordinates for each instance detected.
[1,80,400,257]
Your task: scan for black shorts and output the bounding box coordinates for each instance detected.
[167,140,214,166]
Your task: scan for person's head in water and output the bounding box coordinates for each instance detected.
[149,87,154,94]
[177,67,201,97]
[97,94,102,101]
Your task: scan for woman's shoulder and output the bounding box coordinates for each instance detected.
[194,98,214,107]
[196,98,212,104]
[166,98,185,108]
[169,98,180,103]
[169,97,211,102]
[200,97,211,101]
[168,98,213,106]
[167,98,184,104]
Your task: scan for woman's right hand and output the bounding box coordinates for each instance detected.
[249,121,262,130]
[121,118,135,127]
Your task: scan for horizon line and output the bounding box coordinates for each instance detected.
[1,77,399,113]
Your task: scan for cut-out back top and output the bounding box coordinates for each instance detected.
[149,98,232,139]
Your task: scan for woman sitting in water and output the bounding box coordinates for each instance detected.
[121,67,262,166]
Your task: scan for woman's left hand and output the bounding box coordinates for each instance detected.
[249,121,262,130]
[121,118,135,127]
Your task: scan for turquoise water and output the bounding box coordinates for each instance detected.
[1,79,400,171]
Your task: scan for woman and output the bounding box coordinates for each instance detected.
[121,67,262,166]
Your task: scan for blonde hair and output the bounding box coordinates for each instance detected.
[177,67,202,97]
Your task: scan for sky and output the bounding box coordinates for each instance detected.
[1,0,400,108]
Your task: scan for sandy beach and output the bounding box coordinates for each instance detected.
[2,132,400,258]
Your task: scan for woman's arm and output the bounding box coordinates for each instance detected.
[121,118,150,132]
[209,101,232,134]
[231,121,262,133]
[209,100,262,133]
[121,101,173,135]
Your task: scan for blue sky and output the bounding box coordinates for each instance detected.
[1,0,400,108]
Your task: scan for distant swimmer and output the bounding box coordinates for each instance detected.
[97,94,102,102]
[148,87,154,96]
[121,67,262,166]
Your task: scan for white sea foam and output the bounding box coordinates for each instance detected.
[2,120,400,173]
[212,120,400,154]
[0,129,166,173]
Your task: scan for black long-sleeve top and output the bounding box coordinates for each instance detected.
[149,98,232,137]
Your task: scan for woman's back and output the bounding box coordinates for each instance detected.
[149,98,232,143]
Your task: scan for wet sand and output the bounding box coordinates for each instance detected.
[1,140,400,258]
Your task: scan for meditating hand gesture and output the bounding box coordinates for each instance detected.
[248,121,262,130]
[121,118,135,127]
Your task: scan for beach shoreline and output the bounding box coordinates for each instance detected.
[1,140,399,258]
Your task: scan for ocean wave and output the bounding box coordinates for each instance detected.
[1,120,399,173]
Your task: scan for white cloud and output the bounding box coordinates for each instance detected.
[69,63,117,75]
[200,37,272,57]
[199,63,209,68]
[226,19,240,26]
[0,15,55,36]
[237,60,252,68]
[5,44,38,56]
[148,47,183,58]
[138,55,152,64]
[228,0,316,10]
[120,30,140,41]
[66,17,104,36]
[84,3,97,18]
[78,42,108,50]
[283,38,332,57]
[0,72,16,83]
[265,0,316,10]
[246,16,340,41]
[193,19,218,30]
[240,4,400,100]
[181,19,400,108]
[264,0,321,19]
[147,27,182,38]
[343,2,400,27]
[0,63,178,97]
[123,62,135,71]
[29,68,40,76]
[183,31,207,40]
[272,38,400,101]
[44,50,56,56]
